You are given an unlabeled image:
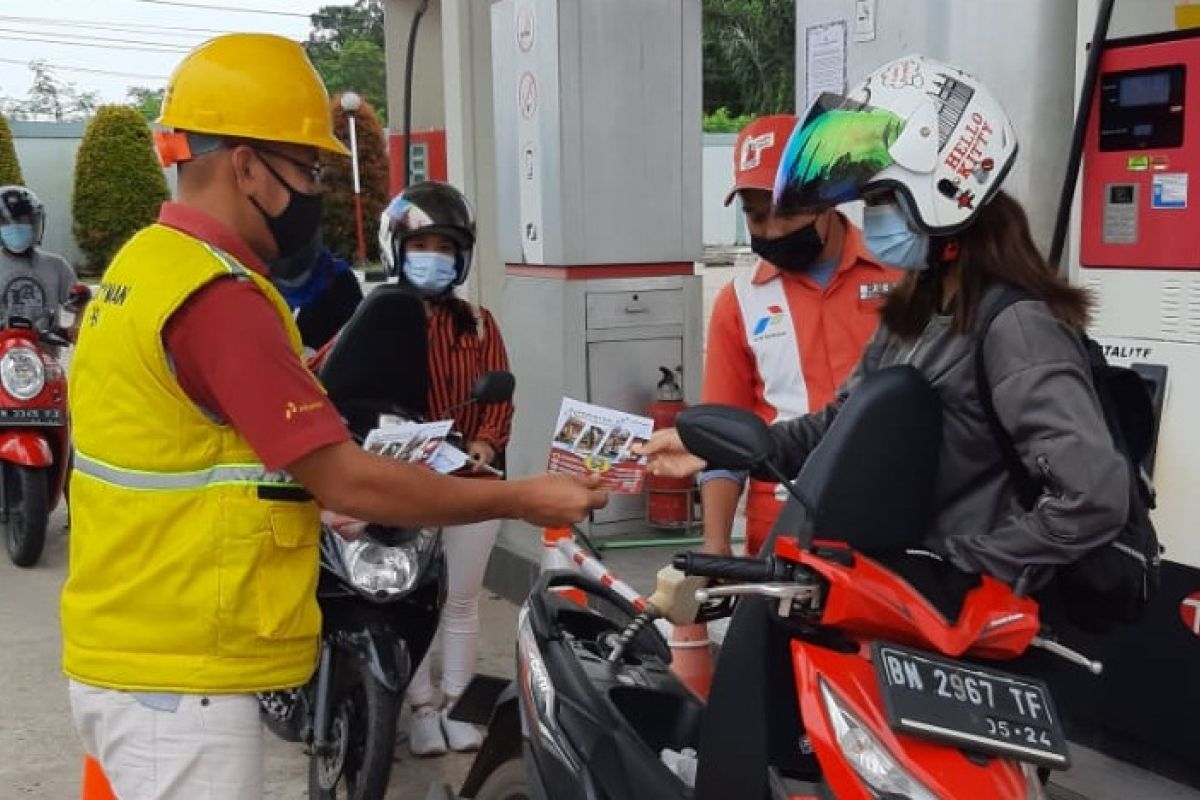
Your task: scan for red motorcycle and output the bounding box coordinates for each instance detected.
[2,285,90,567]
[455,366,1099,800]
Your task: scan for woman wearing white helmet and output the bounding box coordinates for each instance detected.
[642,55,1128,592]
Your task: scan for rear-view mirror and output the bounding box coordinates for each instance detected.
[471,371,515,406]
[676,405,774,471]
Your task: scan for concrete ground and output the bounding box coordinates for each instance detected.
[0,505,518,800]
[7,505,1199,799]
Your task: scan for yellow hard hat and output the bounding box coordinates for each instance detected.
[157,33,350,156]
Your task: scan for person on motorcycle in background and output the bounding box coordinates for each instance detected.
[0,186,80,339]
[700,115,899,558]
[640,54,1128,592]
[272,239,363,356]
[61,33,606,800]
[378,181,515,756]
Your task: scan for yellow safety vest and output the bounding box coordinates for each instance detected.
[61,223,322,693]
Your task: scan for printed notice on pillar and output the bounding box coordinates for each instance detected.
[547,399,654,493]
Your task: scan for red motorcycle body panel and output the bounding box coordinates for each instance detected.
[771,538,1043,798]
[0,329,71,507]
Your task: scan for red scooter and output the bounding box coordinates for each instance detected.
[454,366,1099,800]
[2,284,90,567]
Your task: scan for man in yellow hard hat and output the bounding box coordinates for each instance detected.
[60,34,606,799]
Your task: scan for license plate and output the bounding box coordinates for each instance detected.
[0,408,62,425]
[873,643,1071,769]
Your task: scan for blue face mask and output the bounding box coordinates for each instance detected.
[863,204,930,271]
[0,224,34,255]
[403,251,458,296]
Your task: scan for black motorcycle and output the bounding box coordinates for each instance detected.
[263,286,515,800]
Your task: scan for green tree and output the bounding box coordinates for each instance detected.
[703,0,796,118]
[322,92,390,264]
[6,61,99,122]
[306,1,388,123]
[126,86,165,122]
[0,115,23,186]
[72,106,170,276]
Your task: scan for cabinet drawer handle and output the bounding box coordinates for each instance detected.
[624,303,648,314]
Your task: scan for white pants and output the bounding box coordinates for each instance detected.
[407,518,502,707]
[69,680,263,800]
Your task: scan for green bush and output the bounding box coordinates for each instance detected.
[703,107,756,134]
[321,93,390,263]
[0,115,24,186]
[72,105,169,276]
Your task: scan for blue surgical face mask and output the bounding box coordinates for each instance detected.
[863,204,930,271]
[403,251,458,296]
[0,224,34,255]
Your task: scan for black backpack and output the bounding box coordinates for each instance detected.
[974,288,1163,634]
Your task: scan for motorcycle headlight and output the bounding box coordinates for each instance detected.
[1,345,44,400]
[338,529,436,598]
[819,679,937,800]
[517,605,577,770]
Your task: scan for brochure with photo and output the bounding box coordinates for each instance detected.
[547,398,654,493]
[364,420,461,473]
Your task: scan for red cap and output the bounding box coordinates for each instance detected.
[723,114,799,207]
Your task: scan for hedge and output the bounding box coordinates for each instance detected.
[72,105,169,276]
[0,115,23,186]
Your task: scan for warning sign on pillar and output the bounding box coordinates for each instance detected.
[1181,591,1200,637]
[516,2,536,53]
[519,71,539,121]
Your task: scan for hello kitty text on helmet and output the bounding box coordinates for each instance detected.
[774,54,1018,235]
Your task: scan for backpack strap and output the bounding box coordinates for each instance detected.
[973,286,1043,510]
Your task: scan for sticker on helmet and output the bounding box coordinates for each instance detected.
[880,57,924,89]
[929,73,976,149]
[944,112,994,180]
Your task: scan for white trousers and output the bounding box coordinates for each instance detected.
[407,518,502,707]
[69,680,263,800]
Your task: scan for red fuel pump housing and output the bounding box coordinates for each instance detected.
[646,367,694,527]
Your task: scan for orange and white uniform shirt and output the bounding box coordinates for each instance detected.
[700,217,900,553]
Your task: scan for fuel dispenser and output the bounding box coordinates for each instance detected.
[1066,23,1200,780]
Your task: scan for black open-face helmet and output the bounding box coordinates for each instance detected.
[378,181,476,284]
[0,186,45,250]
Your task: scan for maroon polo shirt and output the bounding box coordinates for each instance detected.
[158,203,348,471]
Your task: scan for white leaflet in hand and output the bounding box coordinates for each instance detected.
[429,442,470,474]
[547,398,655,493]
[363,420,455,467]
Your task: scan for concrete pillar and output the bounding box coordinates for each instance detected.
[383,0,445,132]
[440,0,503,309]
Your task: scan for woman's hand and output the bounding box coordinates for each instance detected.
[467,440,496,471]
[633,428,707,479]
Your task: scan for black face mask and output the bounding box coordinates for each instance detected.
[750,221,824,272]
[249,154,324,280]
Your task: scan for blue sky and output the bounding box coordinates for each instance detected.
[0,0,329,106]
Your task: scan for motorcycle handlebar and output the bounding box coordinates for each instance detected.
[672,553,791,583]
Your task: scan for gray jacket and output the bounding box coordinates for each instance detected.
[766,287,1129,587]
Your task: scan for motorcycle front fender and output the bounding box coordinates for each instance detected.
[337,628,411,694]
[0,431,52,467]
[459,692,522,798]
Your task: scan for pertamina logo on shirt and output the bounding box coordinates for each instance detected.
[751,304,788,342]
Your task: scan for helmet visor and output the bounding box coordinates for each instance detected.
[773,93,907,211]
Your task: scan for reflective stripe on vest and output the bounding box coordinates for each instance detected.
[732,267,811,423]
[73,452,300,492]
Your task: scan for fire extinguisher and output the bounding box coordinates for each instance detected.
[647,366,693,528]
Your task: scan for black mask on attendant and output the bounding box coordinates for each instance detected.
[249,154,324,281]
[750,221,824,272]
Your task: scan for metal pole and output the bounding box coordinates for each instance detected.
[347,112,367,265]
[1048,0,1116,269]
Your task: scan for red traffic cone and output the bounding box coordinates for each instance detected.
[668,623,713,700]
[541,526,588,606]
[81,756,117,800]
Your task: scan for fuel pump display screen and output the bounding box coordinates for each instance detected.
[1099,65,1186,151]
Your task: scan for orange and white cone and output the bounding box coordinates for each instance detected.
[541,526,588,606]
[81,756,117,800]
[667,623,713,700]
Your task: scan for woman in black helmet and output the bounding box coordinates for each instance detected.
[379,180,514,756]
